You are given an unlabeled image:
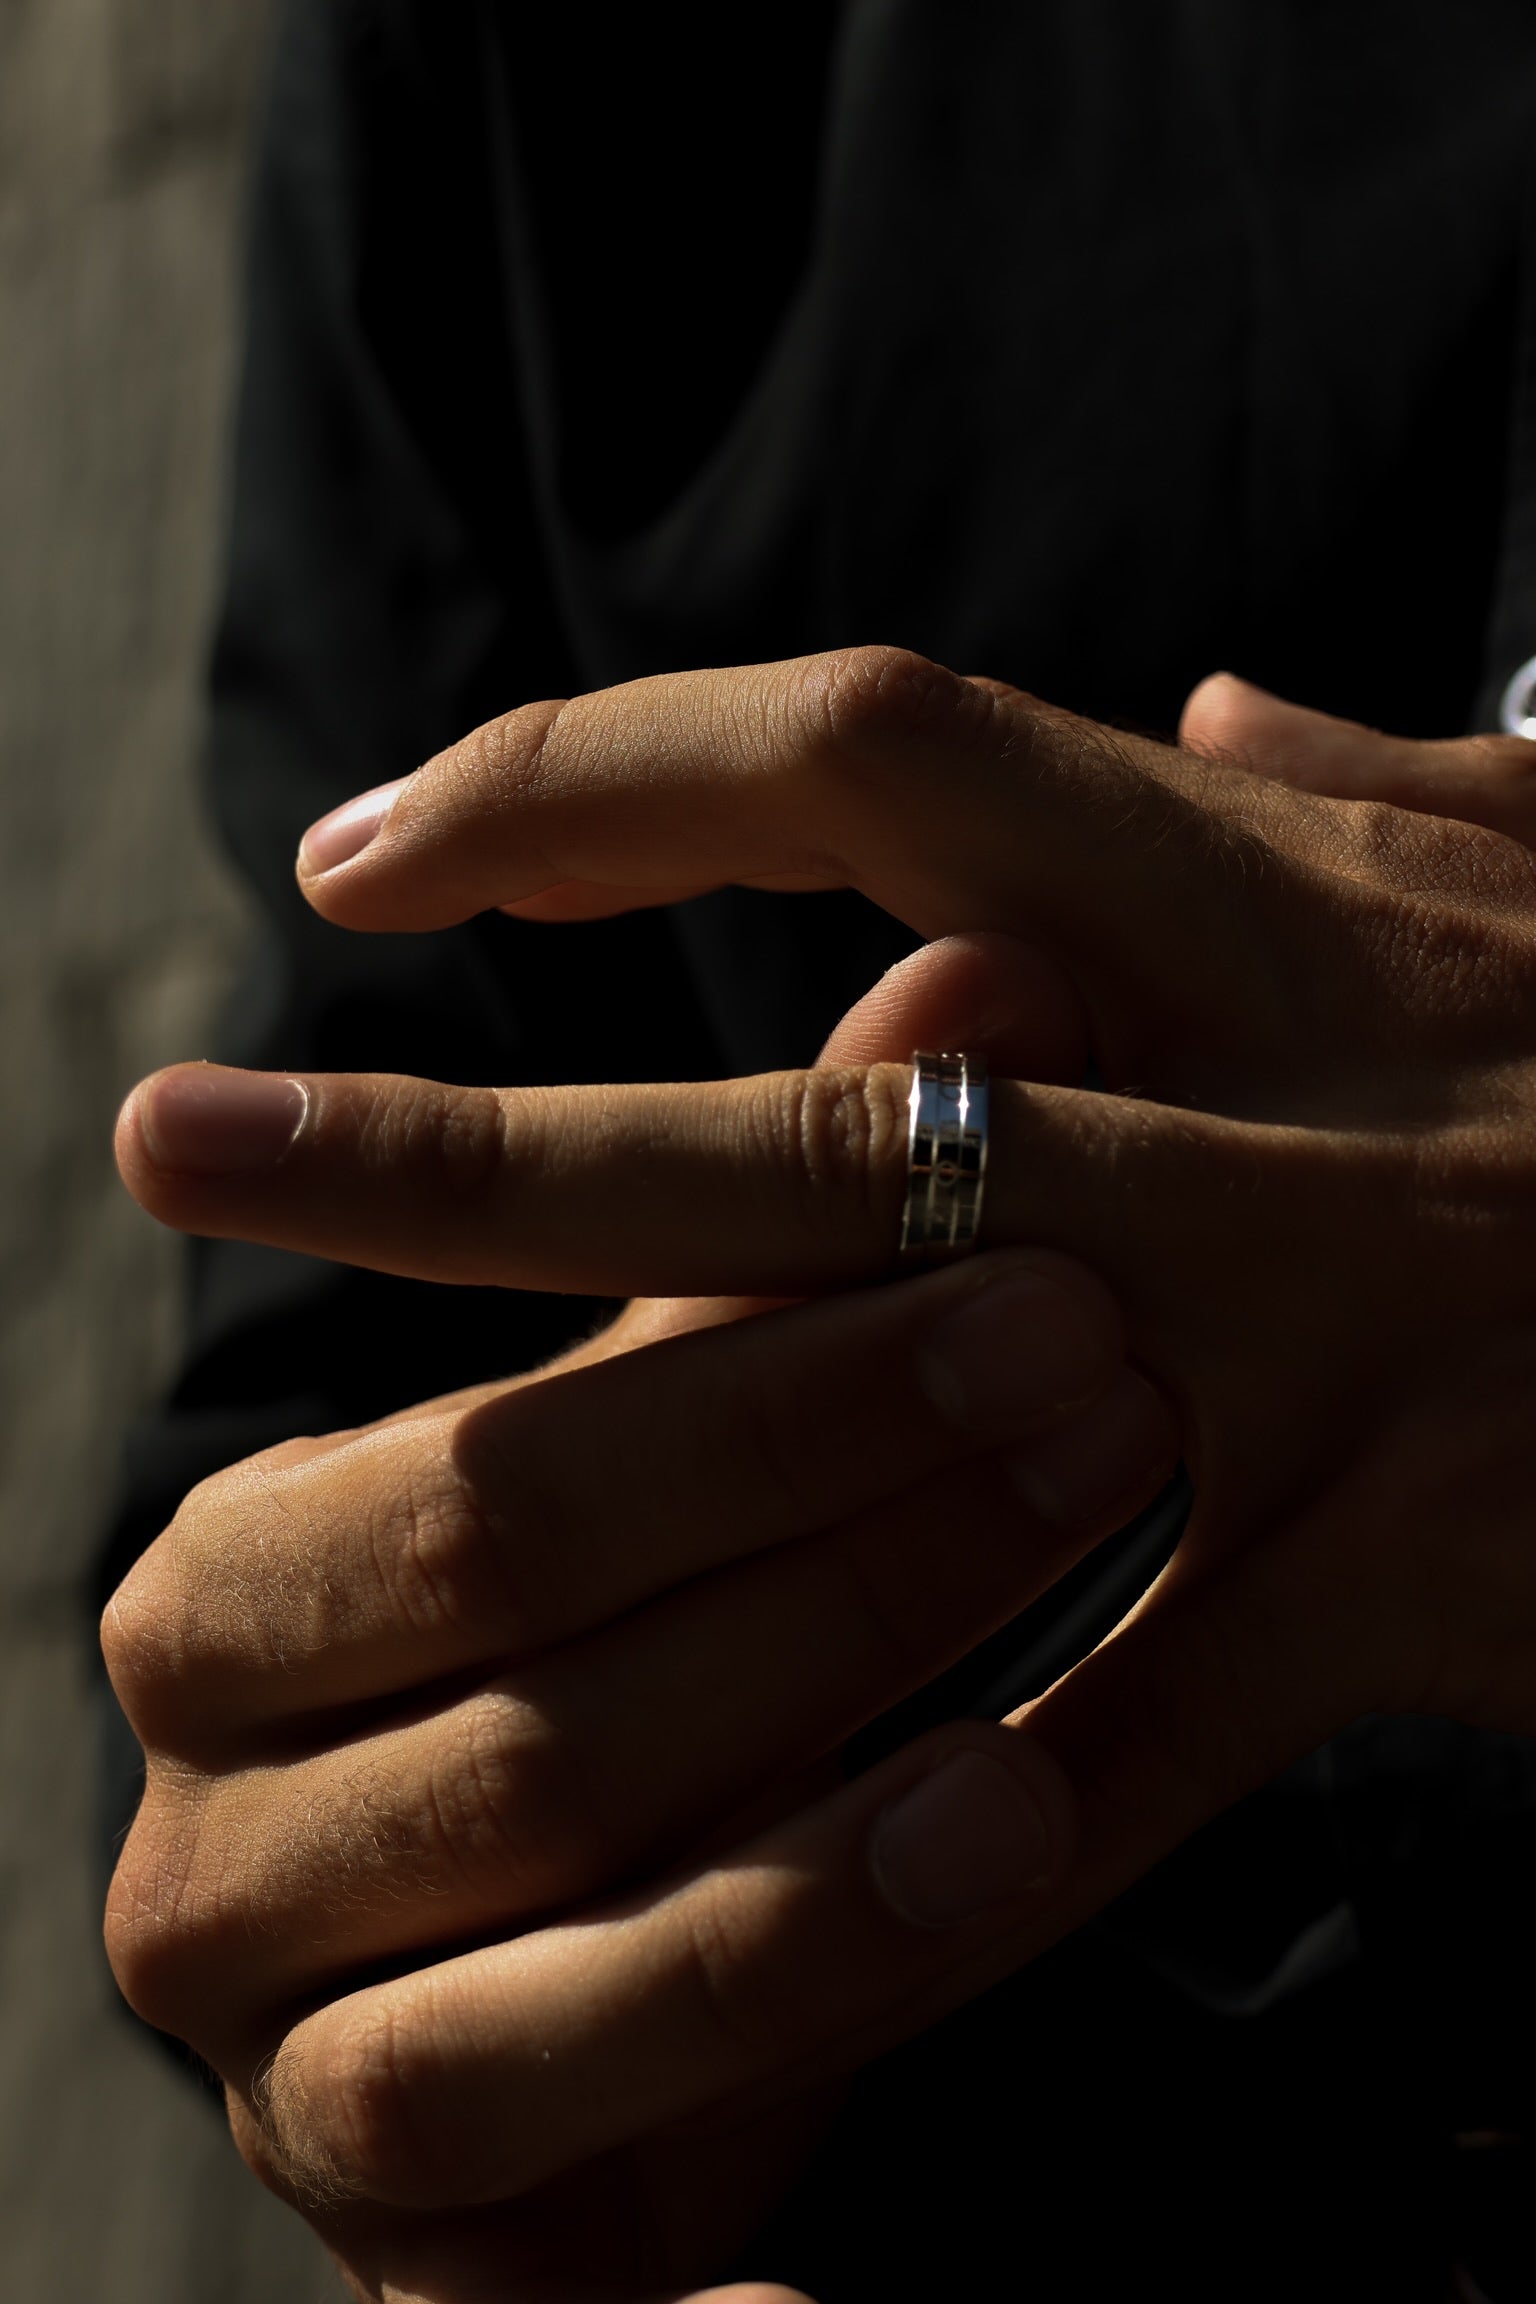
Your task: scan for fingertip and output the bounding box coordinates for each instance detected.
[114,1070,190,1225]
[295,778,410,885]
[122,1064,310,1184]
[1007,1365,1180,1531]
[821,932,1089,1082]
[915,1249,1127,1448]
[113,1078,149,1188]
[686,2289,822,2304]
[1180,671,1374,772]
[868,1724,1078,1930]
[977,1244,1129,1366]
[1178,668,1277,753]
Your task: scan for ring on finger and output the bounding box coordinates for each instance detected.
[899,1050,989,1262]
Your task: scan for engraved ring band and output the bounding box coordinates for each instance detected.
[899,1050,989,1262]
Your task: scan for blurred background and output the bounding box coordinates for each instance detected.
[0,0,336,2291]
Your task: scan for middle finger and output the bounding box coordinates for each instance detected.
[110,1251,1128,1746]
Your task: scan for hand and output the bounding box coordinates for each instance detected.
[110,648,1536,2284]
[268,646,1536,1897]
[105,941,1176,2303]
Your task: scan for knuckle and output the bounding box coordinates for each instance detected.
[1417,808,1536,902]
[364,1079,508,1219]
[810,644,972,762]
[443,1403,574,1649]
[1342,795,1536,915]
[99,1555,183,1732]
[1333,793,1421,876]
[451,695,570,805]
[680,1873,799,2068]
[98,1471,244,1743]
[1368,888,1529,1032]
[103,1773,219,2038]
[267,1993,532,2212]
[369,1448,504,1641]
[101,1456,328,1742]
[265,2000,440,2209]
[420,1691,597,1905]
[1445,818,1536,911]
[757,1066,907,1248]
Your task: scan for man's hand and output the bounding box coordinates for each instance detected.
[270,644,1536,1886]
[106,645,1536,2293]
[105,940,1174,2302]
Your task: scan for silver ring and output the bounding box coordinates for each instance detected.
[1500,653,1536,739]
[899,1050,989,1261]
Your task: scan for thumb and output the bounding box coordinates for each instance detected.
[1181,671,1536,847]
[1017,1536,1367,1900]
[680,2291,818,2303]
[819,932,1090,1084]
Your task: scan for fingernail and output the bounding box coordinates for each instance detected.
[872,1751,1052,1927]
[298,777,409,875]
[1009,1371,1178,1525]
[918,1268,1112,1436]
[139,1067,309,1176]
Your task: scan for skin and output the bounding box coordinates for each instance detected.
[104,656,1536,2299]
[107,936,1176,2304]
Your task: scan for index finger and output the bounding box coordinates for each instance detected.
[294,648,1278,998]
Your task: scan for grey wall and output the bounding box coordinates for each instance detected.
[0,1,336,2292]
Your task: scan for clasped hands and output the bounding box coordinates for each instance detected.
[105,652,1536,2304]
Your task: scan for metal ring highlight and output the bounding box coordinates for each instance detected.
[899,1050,989,1261]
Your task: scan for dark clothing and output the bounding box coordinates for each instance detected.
[100,3,1536,2292]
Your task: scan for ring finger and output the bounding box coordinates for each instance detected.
[116,1055,1254,1311]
